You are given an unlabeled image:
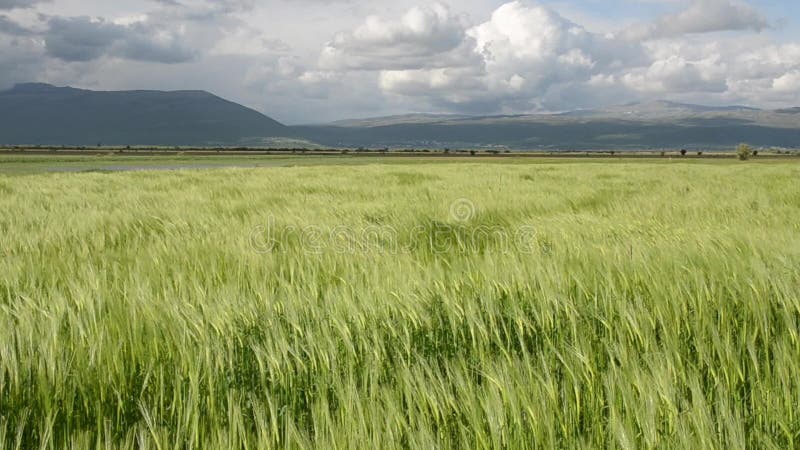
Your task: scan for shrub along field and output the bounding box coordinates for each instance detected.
[1,159,799,448]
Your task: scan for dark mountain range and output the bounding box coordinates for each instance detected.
[1,84,798,149]
[0,83,286,146]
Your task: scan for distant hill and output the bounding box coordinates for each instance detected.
[562,100,762,120]
[0,83,287,146]
[1,83,798,149]
[299,101,800,150]
[329,114,474,128]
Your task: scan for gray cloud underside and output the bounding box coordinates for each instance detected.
[0,14,34,34]
[623,0,769,41]
[0,0,48,10]
[44,16,195,63]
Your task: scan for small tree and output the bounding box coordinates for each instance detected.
[680,149,687,156]
[736,143,752,161]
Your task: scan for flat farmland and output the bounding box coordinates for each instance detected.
[1,158,799,448]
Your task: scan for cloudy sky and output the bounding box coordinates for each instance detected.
[1,0,799,123]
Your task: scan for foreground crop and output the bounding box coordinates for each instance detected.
[1,161,799,448]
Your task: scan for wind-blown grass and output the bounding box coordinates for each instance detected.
[1,161,799,448]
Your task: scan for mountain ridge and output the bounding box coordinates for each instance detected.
[320,100,775,127]
[0,83,286,146]
[1,83,799,149]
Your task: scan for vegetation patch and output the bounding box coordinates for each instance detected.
[388,171,442,186]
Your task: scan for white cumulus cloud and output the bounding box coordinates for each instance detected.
[319,3,478,71]
[376,1,645,111]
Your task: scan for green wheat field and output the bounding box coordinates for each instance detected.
[1,157,799,448]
